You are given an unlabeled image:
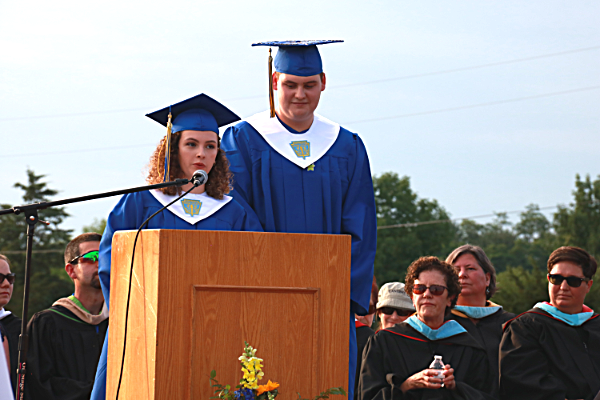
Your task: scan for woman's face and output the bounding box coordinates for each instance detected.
[548,261,592,314]
[0,259,14,309]
[453,253,490,300]
[412,269,452,325]
[177,130,219,180]
[378,307,411,329]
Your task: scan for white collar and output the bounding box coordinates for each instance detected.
[149,190,232,225]
[0,308,11,320]
[245,110,340,169]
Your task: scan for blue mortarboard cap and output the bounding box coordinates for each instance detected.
[146,93,240,134]
[252,40,343,77]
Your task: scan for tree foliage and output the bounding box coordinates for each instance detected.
[373,173,600,315]
[553,174,600,256]
[373,173,457,283]
[1,169,599,318]
[0,170,73,318]
[83,218,107,235]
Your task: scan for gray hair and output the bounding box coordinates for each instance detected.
[446,244,497,299]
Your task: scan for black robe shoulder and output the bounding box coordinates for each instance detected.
[0,313,22,392]
[355,324,376,400]
[358,322,495,400]
[24,305,108,400]
[449,308,514,397]
[499,308,600,400]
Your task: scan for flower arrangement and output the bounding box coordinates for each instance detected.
[210,342,279,400]
[210,341,346,400]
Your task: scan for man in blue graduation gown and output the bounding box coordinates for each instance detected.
[221,40,377,397]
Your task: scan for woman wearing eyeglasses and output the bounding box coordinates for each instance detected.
[499,246,600,400]
[445,245,514,398]
[358,256,494,400]
[375,282,415,330]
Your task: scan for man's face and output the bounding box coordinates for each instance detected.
[274,73,326,126]
[0,259,14,309]
[67,241,101,290]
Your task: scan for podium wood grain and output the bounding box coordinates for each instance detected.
[107,229,351,400]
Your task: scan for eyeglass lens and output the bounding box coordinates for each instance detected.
[548,274,585,288]
[71,250,100,264]
[413,284,447,296]
[379,307,412,316]
[0,273,16,285]
[81,251,99,262]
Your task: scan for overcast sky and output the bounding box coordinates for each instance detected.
[1,1,599,234]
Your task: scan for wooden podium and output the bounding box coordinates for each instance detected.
[106,230,351,399]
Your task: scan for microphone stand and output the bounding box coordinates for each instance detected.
[0,178,191,400]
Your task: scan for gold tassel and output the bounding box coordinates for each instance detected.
[268,48,275,118]
[164,111,173,181]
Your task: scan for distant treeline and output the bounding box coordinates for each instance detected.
[1,170,598,317]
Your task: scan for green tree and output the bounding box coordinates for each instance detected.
[82,218,107,235]
[491,265,548,314]
[0,170,73,318]
[373,173,457,283]
[554,174,600,257]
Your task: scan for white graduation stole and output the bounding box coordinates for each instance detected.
[245,110,340,169]
[149,190,232,225]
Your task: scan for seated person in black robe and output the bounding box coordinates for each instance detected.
[25,233,108,400]
[355,278,379,400]
[359,256,494,400]
[500,246,600,400]
[0,253,21,393]
[445,245,514,398]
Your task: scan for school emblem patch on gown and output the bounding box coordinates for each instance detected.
[181,199,202,216]
[290,140,310,159]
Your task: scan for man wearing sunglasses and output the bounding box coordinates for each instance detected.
[25,233,108,400]
[500,246,600,400]
[0,254,19,393]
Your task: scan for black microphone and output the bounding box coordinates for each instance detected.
[191,170,208,186]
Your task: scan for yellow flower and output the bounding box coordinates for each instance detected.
[257,380,280,395]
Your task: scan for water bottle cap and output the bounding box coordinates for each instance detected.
[434,355,442,359]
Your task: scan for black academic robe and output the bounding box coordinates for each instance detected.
[499,308,600,400]
[358,323,495,400]
[355,322,376,400]
[24,305,108,400]
[1,313,22,392]
[448,309,514,398]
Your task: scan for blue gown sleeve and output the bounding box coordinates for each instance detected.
[345,135,377,315]
[98,193,143,311]
[221,125,259,216]
[234,205,264,232]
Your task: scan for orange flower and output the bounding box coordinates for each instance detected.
[256,380,280,395]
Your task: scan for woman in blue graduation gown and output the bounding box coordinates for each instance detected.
[90,94,262,400]
[359,257,494,400]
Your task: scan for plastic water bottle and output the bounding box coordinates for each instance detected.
[429,355,445,383]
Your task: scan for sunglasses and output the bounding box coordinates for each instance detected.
[0,273,16,285]
[69,250,99,264]
[548,274,589,288]
[379,307,413,317]
[413,284,447,296]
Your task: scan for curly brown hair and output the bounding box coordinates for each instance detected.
[146,132,232,199]
[404,256,462,311]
